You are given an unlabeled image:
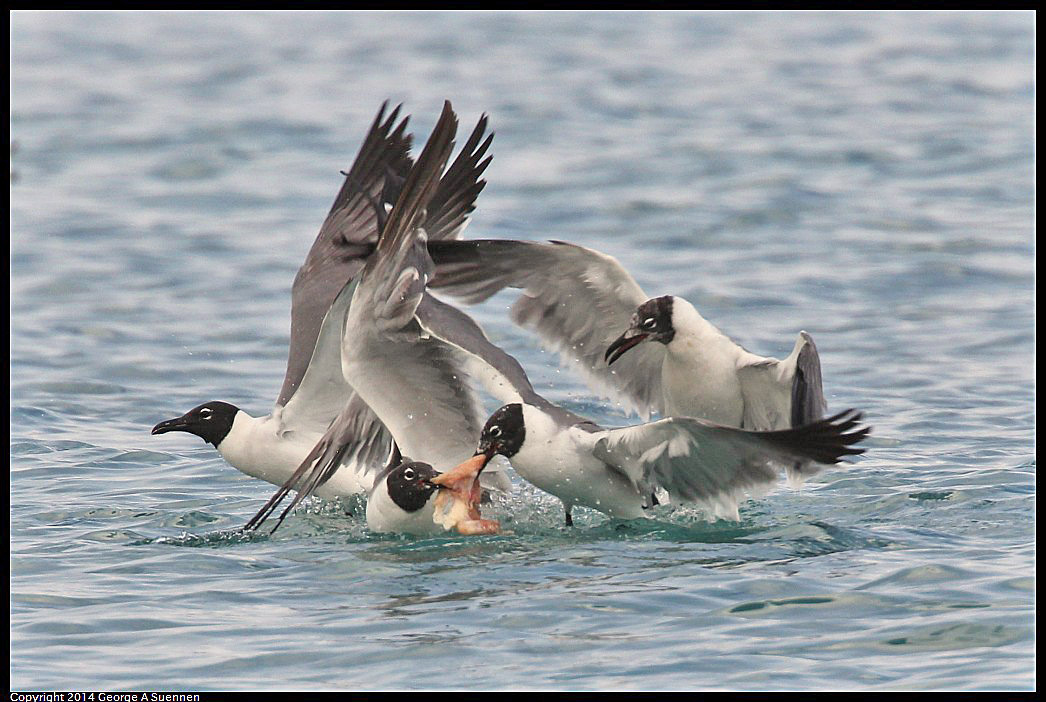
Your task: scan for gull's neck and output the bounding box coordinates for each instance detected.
[214,409,263,461]
[660,298,748,425]
[216,410,305,483]
[666,297,740,358]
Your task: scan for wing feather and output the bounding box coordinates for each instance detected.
[592,409,869,519]
[738,331,827,430]
[343,103,489,471]
[243,393,395,533]
[429,239,667,418]
[279,102,413,407]
[279,103,495,407]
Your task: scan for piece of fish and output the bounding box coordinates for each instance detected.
[430,454,500,535]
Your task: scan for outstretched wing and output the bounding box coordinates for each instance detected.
[279,102,412,407]
[591,409,868,520]
[429,239,667,418]
[352,101,457,332]
[342,102,491,476]
[416,293,592,432]
[423,113,493,241]
[244,393,395,533]
[737,331,827,430]
[278,103,494,408]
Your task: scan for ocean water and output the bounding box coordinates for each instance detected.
[10,11,1034,692]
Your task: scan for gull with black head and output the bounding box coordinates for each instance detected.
[429,238,825,431]
[366,451,499,536]
[466,402,867,525]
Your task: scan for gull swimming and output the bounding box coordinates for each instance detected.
[362,451,499,537]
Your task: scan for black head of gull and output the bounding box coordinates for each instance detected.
[477,403,526,459]
[605,295,676,366]
[384,460,440,513]
[151,401,238,448]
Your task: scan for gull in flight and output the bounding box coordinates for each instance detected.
[428,240,824,431]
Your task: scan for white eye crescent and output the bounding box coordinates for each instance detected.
[403,467,415,480]
[489,425,502,438]
[641,317,657,330]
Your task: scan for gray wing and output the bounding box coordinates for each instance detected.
[416,294,536,405]
[790,331,826,426]
[279,102,412,407]
[416,294,593,431]
[351,102,456,332]
[278,104,494,407]
[591,409,868,520]
[422,113,493,241]
[245,292,519,534]
[343,103,490,472]
[277,277,357,435]
[429,239,667,418]
[244,393,395,533]
[737,331,827,430]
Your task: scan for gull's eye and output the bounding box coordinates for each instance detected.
[488,425,502,438]
[641,317,657,330]
[200,407,213,419]
[403,467,415,480]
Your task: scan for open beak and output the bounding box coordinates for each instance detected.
[151,415,189,435]
[431,454,500,535]
[474,439,498,460]
[604,331,648,366]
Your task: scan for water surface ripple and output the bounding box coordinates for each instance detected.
[11,11,1034,691]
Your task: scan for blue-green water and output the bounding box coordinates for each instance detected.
[10,11,1034,691]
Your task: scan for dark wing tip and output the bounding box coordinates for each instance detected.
[375,101,458,257]
[420,109,495,241]
[792,335,827,426]
[814,408,872,463]
[243,433,337,533]
[763,408,871,466]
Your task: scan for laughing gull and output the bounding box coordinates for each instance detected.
[364,453,499,536]
[152,102,494,499]
[247,102,869,531]
[464,403,866,525]
[428,240,825,430]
